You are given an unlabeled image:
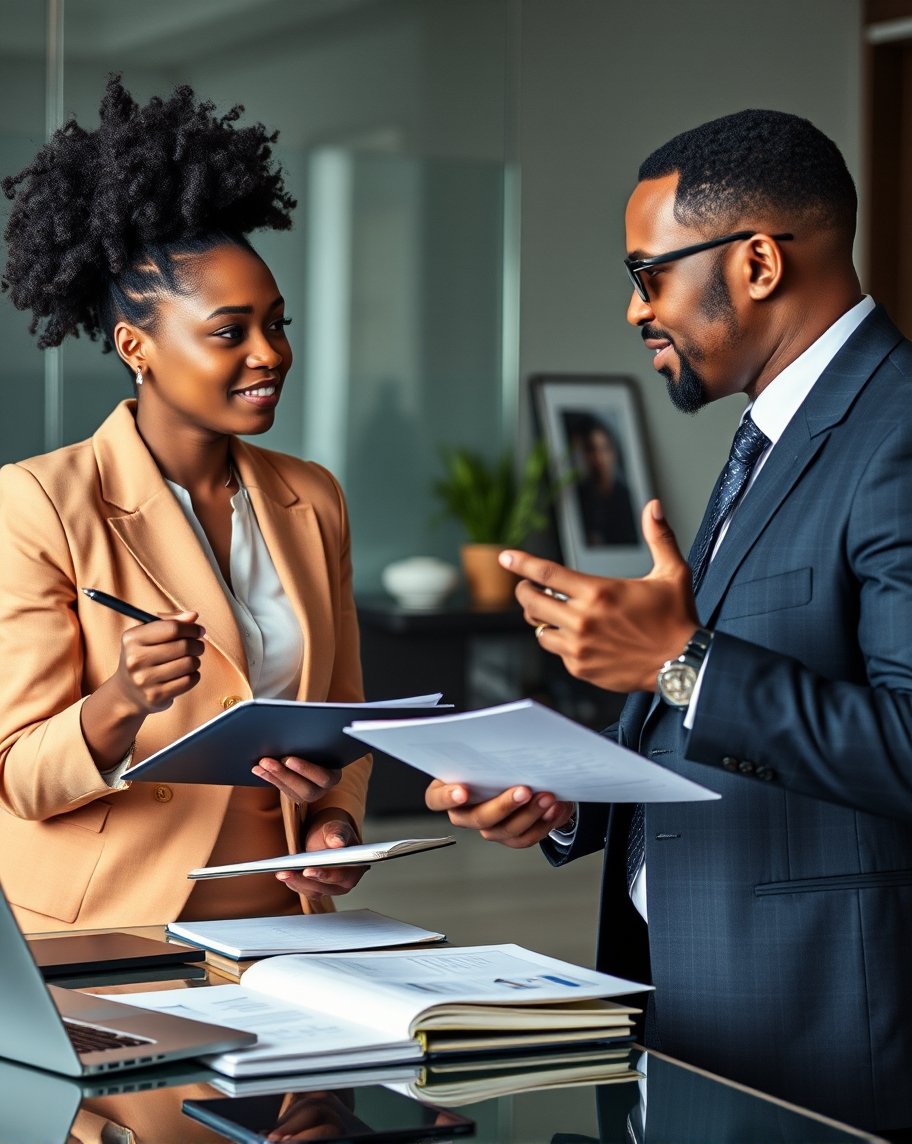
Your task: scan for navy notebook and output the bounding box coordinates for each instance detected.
[123,695,448,786]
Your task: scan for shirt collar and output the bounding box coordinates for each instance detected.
[748,295,875,444]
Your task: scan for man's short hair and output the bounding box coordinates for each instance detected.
[638,109,857,240]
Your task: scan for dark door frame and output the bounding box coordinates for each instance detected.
[864,0,912,335]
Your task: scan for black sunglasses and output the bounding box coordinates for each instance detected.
[624,230,794,303]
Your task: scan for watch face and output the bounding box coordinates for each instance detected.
[658,662,698,706]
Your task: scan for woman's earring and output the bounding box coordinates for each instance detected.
[135,368,143,386]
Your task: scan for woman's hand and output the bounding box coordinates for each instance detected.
[82,611,205,771]
[112,611,206,716]
[251,755,343,804]
[275,809,369,899]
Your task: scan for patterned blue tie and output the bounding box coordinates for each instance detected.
[626,804,646,897]
[689,413,771,592]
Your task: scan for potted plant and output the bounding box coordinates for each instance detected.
[432,443,551,607]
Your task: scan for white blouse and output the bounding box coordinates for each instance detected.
[166,477,304,699]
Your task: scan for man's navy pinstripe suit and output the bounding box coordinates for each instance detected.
[547,305,912,1132]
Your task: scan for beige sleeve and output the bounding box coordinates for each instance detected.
[0,464,124,821]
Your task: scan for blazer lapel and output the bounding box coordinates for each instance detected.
[233,442,334,701]
[94,402,247,676]
[619,691,655,747]
[695,306,904,625]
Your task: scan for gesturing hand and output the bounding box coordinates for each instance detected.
[504,499,700,693]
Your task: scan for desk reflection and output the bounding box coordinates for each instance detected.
[0,1047,885,1144]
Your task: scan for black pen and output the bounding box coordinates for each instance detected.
[81,587,159,624]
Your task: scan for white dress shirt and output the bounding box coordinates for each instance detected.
[167,477,304,700]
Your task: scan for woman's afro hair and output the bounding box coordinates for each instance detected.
[1,74,296,349]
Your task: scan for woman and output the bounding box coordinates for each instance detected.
[0,77,371,931]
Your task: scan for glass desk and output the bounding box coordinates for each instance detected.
[10,930,887,1144]
[0,1044,887,1144]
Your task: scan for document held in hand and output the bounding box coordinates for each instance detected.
[123,693,447,785]
[107,944,649,1077]
[186,837,456,881]
[344,699,720,803]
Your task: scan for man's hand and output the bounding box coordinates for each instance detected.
[504,499,699,693]
[275,810,368,898]
[425,780,573,849]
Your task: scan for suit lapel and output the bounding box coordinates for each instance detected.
[619,691,655,746]
[695,306,904,625]
[94,402,247,675]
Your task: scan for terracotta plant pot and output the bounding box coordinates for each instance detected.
[460,543,517,608]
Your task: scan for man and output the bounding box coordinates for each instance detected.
[427,110,912,1136]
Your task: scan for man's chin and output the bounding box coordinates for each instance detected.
[662,366,707,415]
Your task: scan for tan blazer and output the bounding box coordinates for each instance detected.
[0,401,370,931]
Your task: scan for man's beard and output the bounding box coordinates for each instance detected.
[661,353,707,414]
[657,256,737,415]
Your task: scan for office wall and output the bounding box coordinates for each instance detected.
[0,0,864,567]
[517,0,863,548]
[0,0,513,592]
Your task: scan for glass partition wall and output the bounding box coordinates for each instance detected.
[0,0,519,591]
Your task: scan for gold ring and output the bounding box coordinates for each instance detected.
[534,622,549,640]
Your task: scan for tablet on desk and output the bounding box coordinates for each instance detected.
[27,931,206,978]
[183,1087,475,1144]
[123,695,449,786]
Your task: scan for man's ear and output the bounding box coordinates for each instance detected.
[742,233,786,300]
[112,322,148,376]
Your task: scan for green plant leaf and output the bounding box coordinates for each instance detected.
[431,441,557,546]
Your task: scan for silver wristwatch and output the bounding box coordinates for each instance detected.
[656,627,714,707]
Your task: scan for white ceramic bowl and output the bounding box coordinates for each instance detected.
[381,557,460,609]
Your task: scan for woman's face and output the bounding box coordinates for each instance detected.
[133,243,292,440]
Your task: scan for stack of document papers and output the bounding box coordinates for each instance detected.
[166,908,446,960]
[345,698,720,802]
[210,1044,641,1103]
[111,944,650,1077]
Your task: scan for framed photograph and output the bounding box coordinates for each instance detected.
[531,374,655,577]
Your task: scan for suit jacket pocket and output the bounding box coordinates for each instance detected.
[723,566,812,620]
[1,799,110,923]
[755,868,912,895]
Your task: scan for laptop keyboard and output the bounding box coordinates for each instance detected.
[65,1018,154,1054]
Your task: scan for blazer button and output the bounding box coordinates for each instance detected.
[756,766,776,781]
[738,759,756,775]
[221,695,243,710]
[153,784,173,804]
[722,756,739,771]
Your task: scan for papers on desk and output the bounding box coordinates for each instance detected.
[210,1044,640,1102]
[386,1044,640,1106]
[345,699,720,803]
[166,908,446,960]
[109,944,648,1077]
[186,836,456,880]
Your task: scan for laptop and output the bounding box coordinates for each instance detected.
[0,1056,215,1144]
[0,882,256,1077]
